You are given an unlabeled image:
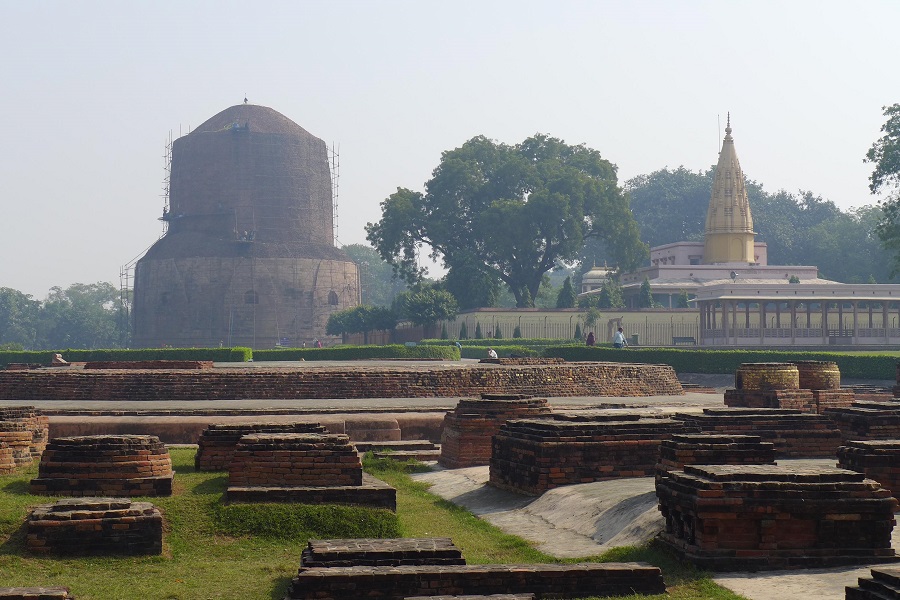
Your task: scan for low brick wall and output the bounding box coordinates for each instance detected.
[489,414,695,495]
[84,360,214,370]
[285,563,667,600]
[0,362,683,401]
[30,435,173,497]
[724,389,817,412]
[226,473,397,511]
[656,464,898,571]
[26,498,162,556]
[847,566,900,599]
[838,440,900,500]
[656,433,775,480]
[228,433,361,487]
[674,408,842,458]
[301,538,465,567]
[195,422,328,471]
[826,402,900,442]
[0,588,74,599]
[440,396,551,469]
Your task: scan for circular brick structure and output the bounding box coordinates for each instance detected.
[30,435,173,497]
[0,423,33,467]
[0,441,15,474]
[734,363,800,391]
[0,406,49,467]
[792,360,841,390]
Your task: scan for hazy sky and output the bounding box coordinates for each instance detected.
[3,1,899,298]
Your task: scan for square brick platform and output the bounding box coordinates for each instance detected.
[656,433,776,481]
[489,414,695,495]
[284,563,666,599]
[439,396,551,469]
[674,408,842,458]
[26,498,162,556]
[225,433,396,510]
[826,402,900,443]
[301,538,465,567]
[656,464,899,571]
[195,422,328,471]
[838,440,900,500]
[847,566,900,599]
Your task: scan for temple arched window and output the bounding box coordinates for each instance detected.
[244,290,259,304]
[328,290,339,305]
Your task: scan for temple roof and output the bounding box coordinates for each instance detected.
[705,114,754,236]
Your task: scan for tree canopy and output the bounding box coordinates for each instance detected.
[366,134,647,307]
[866,104,900,276]
[588,166,894,284]
[342,243,408,307]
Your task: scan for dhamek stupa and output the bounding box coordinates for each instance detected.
[132,103,359,348]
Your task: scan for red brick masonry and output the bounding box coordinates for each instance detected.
[656,464,898,571]
[301,538,466,568]
[656,433,775,482]
[26,497,162,556]
[838,440,900,501]
[0,406,49,467]
[847,566,900,599]
[674,408,842,458]
[83,360,214,370]
[826,401,900,443]
[0,362,683,401]
[194,422,328,471]
[285,563,667,600]
[490,413,695,495]
[439,396,551,469]
[30,435,173,497]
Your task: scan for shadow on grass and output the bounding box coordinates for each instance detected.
[1,479,31,495]
[269,575,292,600]
[190,475,227,495]
[0,519,27,555]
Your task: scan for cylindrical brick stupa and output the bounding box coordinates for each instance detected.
[132,103,359,348]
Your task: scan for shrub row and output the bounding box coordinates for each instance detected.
[542,346,899,380]
[253,344,460,362]
[0,347,253,367]
[421,338,584,350]
[460,345,539,359]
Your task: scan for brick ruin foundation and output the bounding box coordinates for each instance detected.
[0,588,74,599]
[0,362,683,401]
[26,497,162,556]
[838,440,900,500]
[83,360,214,370]
[826,401,900,442]
[301,538,466,567]
[656,464,898,571]
[848,566,900,599]
[724,362,853,414]
[354,440,442,462]
[30,435,173,497]
[656,433,776,481]
[674,408,842,458]
[0,406,49,468]
[439,395,552,469]
[225,433,396,510]
[194,422,328,471]
[287,536,665,599]
[489,412,695,495]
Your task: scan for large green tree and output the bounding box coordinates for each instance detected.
[342,243,408,307]
[38,282,124,349]
[0,288,40,348]
[614,167,892,283]
[867,104,900,276]
[366,134,647,307]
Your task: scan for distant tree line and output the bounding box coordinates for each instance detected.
[0,283,126,350]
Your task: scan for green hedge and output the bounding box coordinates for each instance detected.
[542,346,899,380]
[0,347,252,367]
[461,345,539,359]
[421,338,584,349]
[252,344,460,362]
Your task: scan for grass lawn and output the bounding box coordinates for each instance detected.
[0,449,747,600]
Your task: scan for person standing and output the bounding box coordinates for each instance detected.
[586,331,595,346]
[612,327,627,349]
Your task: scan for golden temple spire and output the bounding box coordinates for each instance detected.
[703,114,755,264]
